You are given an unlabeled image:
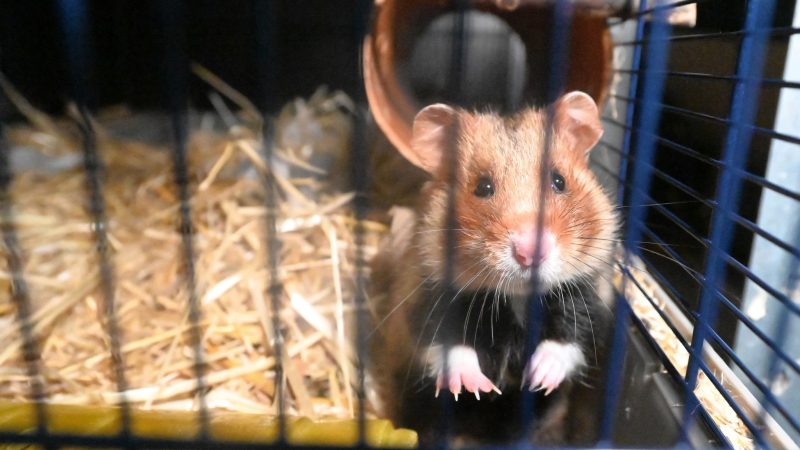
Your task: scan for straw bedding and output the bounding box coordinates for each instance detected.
[620,263,753,450]
[0,75,383,420]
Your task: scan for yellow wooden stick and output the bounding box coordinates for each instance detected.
[0,402,417,448]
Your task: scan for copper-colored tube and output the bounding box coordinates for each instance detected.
[363,0,613,157]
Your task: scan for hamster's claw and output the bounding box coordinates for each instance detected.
[523,340,585,396]
[433,345,502,400]
[435,369,501,400]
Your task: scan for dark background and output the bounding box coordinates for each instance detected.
[0,0,367,118]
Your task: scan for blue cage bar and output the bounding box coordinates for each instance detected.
[0,0,798,448]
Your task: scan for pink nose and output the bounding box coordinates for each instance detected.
[510,227,555,268]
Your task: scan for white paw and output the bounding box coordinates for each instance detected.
[524,340,585,395]
[428,345,502,400]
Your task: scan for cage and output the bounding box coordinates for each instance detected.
[0,0,798,449]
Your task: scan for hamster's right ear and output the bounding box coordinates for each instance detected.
[408,103,458,175]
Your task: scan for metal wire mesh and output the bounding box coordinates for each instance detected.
[0,0,798,448]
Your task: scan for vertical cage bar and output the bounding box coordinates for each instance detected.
[597,297,628,442]
[0,131,49,444]
[351,80,370,447]
[54,0,133,442]
[614,0,647,208]
[682,0,777,445]
[436,0,468,444]
[252,0,286,441]
[522,0,574,436]
[153,0,210,440]
[352,0,372,443]
[600,0,673,442]
[542,0,575,299]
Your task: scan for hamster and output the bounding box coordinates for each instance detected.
[368,91,618,446]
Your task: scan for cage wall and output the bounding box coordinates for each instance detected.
[0,0,798,449]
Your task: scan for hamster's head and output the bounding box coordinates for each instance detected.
[407,91,617,296]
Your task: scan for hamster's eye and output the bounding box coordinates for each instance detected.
[474,176,495,198]
[551,171,566,193]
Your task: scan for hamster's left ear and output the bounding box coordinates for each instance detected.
[554,91,603,156]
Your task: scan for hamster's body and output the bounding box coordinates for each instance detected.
[368,92,617,446]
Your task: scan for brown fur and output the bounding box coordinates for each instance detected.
[414,105,617,297]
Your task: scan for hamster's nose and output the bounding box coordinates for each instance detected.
[510,227,555,268]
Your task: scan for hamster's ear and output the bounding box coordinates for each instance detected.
[409,103,458,175]
[554,91,603,156]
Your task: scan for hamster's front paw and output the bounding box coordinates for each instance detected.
[431,345,502,400]
[524,340,585,395]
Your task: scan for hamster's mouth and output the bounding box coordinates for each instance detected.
[451,261,563,298]
[505,244,563,293]
[495,270,557,297]
[448,241,564,297]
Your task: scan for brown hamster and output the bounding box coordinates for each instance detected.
[368,91,618,446]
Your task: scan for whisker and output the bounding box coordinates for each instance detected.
[368,271,436,337]
[575,236,699,248]
[473,286,493,348]
[461,266,492,342]
[423,266,495,386]
[575,242,703,279]
[564,280,578,341]
[614,200,704,209]
[401,258,487,393]
[563,269,599,366]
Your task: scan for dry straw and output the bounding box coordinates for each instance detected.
[0,70,384,420]
[619,261,754,450]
